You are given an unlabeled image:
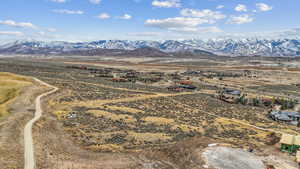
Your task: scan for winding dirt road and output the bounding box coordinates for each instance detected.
[24,78,58,169]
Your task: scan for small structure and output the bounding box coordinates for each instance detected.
[280,134,300,153]
[280,134,296,153]
[67,65,88,70]
[218,88,242,103]
[111,78,128,82]
[266,165,275,169]
[179,80,193,85]
[269,111,300,125]
[179,84,197,90]
[95,73,113,78]
[224,88,241,96]
[124,72,138,79]
[183,70,202,75]
[167,85,183,92]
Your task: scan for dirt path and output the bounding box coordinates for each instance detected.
[24,78,58,169]
[0,84,46,169]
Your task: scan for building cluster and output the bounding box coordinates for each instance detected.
[67,65,201,92]
[215,88,299,114]
[183,70,248,79]
[67,65,164,83]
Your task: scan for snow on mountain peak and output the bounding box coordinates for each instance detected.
[0,38,300,57]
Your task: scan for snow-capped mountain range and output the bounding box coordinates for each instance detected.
[0,38,300,57]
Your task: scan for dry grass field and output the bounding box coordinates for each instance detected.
[0,58,299,169]
[0,72,49,169]
[0,72,33,118]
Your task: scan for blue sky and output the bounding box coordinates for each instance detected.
[0,0,299,41]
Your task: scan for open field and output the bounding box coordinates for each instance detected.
[0,72,48,169]
[0,72,33,118]
[0,56,299,168]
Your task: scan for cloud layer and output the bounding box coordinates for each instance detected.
[0,31,24,36]
[0,20,37,29]
[256,3,272,12]
[50,0,67,3]
[89,0,101,4]
[119,14,132,20]
[228,14,254,24]
[235,4,247,12]
[97,13,110,19]
[152,0,181,8]
[53,9,84,15]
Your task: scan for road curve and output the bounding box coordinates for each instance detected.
[24,78,58,169]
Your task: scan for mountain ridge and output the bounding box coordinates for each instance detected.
[1,38,300,57]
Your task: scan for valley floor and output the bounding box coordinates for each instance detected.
[0,56,299,169]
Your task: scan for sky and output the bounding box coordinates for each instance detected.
[0,0,299,42]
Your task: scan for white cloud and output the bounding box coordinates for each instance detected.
[53,9,84,15]
[235,4,247,12]
[216,5,224,9]
[180,9,226,23]
[152,0,181,8]
[228,14,254,24]
[145,8,226,34]
[0,20,37,29]
[97,13,110,19]
[0,31,24,36]
[119,14,132,20]
[145,16,223,34]
[169,26,222,33]
[145,17,209,29]
[47,28,57,32]
[89,0,101,4]
[38,31,46,36]
[50,0,67,3]
[256,3,272,12]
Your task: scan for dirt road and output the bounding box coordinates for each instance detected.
[24,78,58,169]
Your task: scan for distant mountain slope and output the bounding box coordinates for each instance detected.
[0,38,300,57]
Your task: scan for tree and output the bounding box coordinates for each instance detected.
[252,98,260,107]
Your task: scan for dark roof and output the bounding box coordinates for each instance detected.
[224,89,241,95]
[270,111,300,122]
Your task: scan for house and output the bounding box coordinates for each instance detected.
[66,65,88,70]
[219,88,242,103]
[183,70,202,75]
[179,84,197,90]
[223,88,241,96]
[95,73,113,78]
[280,134,300,153]
[179,81,193,85]
[266,165,275,169]
[111,78,128,82]
[269,111,300,124]
[167,85,183,92]
[124,72,138,79]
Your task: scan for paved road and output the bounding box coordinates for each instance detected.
[24,78,58,169]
